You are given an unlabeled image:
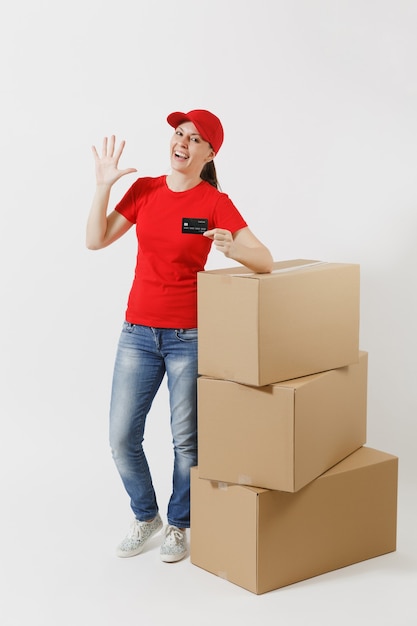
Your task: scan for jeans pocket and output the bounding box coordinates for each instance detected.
[175,328,198,342]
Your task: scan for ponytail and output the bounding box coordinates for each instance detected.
[200,161,220,190]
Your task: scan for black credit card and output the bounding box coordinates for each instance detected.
[182,217,208,234]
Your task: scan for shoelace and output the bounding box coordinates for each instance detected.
[128,520,144,540]
[165,525,184,543]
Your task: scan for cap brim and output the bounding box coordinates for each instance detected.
[167,112,189,129]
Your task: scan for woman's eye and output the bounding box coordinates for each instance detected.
[176,130,182,136]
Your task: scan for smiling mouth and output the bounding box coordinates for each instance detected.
[174,151,189,159]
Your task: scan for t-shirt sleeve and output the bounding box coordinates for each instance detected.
[213,193,248,234]
[114,178,142,224]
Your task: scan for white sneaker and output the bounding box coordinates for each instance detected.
[116,513,163,558]
[160,525,187,563]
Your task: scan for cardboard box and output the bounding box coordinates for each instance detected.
[190,447,398,594]
[197,260,360,386]
[197,352,368,492]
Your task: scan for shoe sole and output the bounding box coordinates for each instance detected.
[116,521,163,558]
[160,550,187,563]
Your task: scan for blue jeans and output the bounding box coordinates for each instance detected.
[109,323,198,528]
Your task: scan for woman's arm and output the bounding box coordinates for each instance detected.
[86,188,133,250]
[86,136,137,250]
[203,226,274,273]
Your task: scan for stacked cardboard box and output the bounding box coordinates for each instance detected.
[191,260,398,594]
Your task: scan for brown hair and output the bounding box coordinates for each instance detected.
[200,160,220,190]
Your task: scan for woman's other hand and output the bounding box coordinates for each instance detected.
[92,135,137,187]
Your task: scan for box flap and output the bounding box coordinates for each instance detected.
[198,259,321,280]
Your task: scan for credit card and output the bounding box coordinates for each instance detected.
[182,217,208,234]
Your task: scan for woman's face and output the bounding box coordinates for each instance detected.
[170,121,214,177]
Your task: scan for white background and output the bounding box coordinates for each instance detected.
[1,1,416,624]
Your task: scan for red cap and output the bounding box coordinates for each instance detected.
[167,109,224,154]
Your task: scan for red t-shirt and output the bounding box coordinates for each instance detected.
[115,175,247,328]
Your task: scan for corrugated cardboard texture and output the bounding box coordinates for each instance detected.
[190,447,398,594]
[197,260,360,386]
[198,352,368,491]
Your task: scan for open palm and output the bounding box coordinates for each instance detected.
[92,135,137,186]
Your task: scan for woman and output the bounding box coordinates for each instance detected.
[86,109,273,563]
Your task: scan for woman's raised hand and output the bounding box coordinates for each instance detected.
[92,135,137,186]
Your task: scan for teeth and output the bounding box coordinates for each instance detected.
[175,151,188,159]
